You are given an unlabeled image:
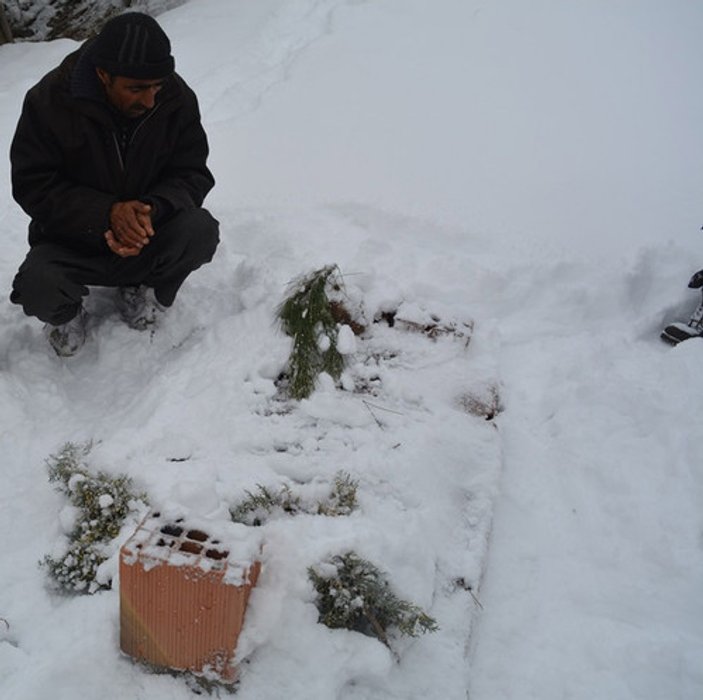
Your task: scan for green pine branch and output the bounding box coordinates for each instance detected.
[230,471,359,525]
[277,265,347,399]
[308,552,438,651]
[42,442,147,593]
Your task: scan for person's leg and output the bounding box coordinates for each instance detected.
[108,208,220,306]
[10,243,112,324]
[11,208,219,324]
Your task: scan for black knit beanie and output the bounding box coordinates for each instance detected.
[92,13,175,79]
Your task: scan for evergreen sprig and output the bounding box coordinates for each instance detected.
[229,484,302,526]
[230,471,359,525]
[277,265,346,399]
[317,472,359,516]
[308,552,438,649]
[42,442,147,593]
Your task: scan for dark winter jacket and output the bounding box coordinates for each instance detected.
[10,40,215,253]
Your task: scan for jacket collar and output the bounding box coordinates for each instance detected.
[70,39,105,102]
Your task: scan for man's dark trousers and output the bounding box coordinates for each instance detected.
[11,208,219,325]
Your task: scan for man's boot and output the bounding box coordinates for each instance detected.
[117,285,166,331]
[44,307,87,357]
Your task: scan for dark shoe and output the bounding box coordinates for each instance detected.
[117,285,166,331]
[661,322,703,345]
[44,308,87,357]
[688,270,703,288]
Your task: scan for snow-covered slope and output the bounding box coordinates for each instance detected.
[0,1,702,699]
[1,0,186,41]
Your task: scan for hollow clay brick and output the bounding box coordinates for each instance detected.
[120,512,261,681]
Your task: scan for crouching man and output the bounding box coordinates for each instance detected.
[9,12,219,356]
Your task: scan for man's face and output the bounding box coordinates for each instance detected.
[96,69,165,118]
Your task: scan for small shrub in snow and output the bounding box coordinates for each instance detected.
[308,552,438,650]
[229,484,302,526]
[277,265,347,399]
[230,471,359,525]
[316,471,359,516]
[42,442,147,594]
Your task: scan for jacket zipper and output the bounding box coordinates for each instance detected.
[112,132,125,171]
[111,103,162,173]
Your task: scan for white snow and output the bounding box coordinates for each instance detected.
[98,494,114,510]
[1,1,702,699]
[335,325,356,355]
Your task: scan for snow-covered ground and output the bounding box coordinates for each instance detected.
[1,1,702,698]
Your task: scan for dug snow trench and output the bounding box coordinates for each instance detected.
[0,204,505,700]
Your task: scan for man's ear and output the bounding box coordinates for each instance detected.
[95,67,111,86]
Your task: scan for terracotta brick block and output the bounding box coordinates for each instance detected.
[120,512,261,681]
